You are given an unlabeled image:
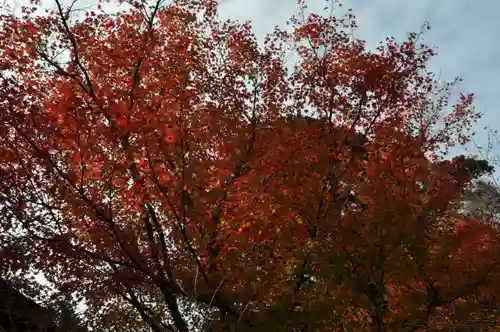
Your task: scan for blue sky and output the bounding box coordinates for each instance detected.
[218,0,500,168]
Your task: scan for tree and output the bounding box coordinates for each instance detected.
[1,0,500,330]
[50,296,87,332]
[460,179,500,218]
[0,276,58,331]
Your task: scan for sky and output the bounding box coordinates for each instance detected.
[218,0,500,174]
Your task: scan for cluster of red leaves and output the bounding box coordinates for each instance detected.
[0,0,498,331]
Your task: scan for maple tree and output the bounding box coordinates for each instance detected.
[1,0,500,331]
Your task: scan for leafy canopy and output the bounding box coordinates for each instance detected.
[0,0,499,331]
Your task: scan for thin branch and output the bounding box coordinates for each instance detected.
[54,0,95,95]
[209,276,226,307]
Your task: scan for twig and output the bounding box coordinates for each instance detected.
[194,265,199,299]
[209,276,227,307]
[236,301,250,324]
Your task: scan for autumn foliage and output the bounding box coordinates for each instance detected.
[1,0,500,331]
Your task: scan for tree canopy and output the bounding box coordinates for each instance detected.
[1,0,500,331]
